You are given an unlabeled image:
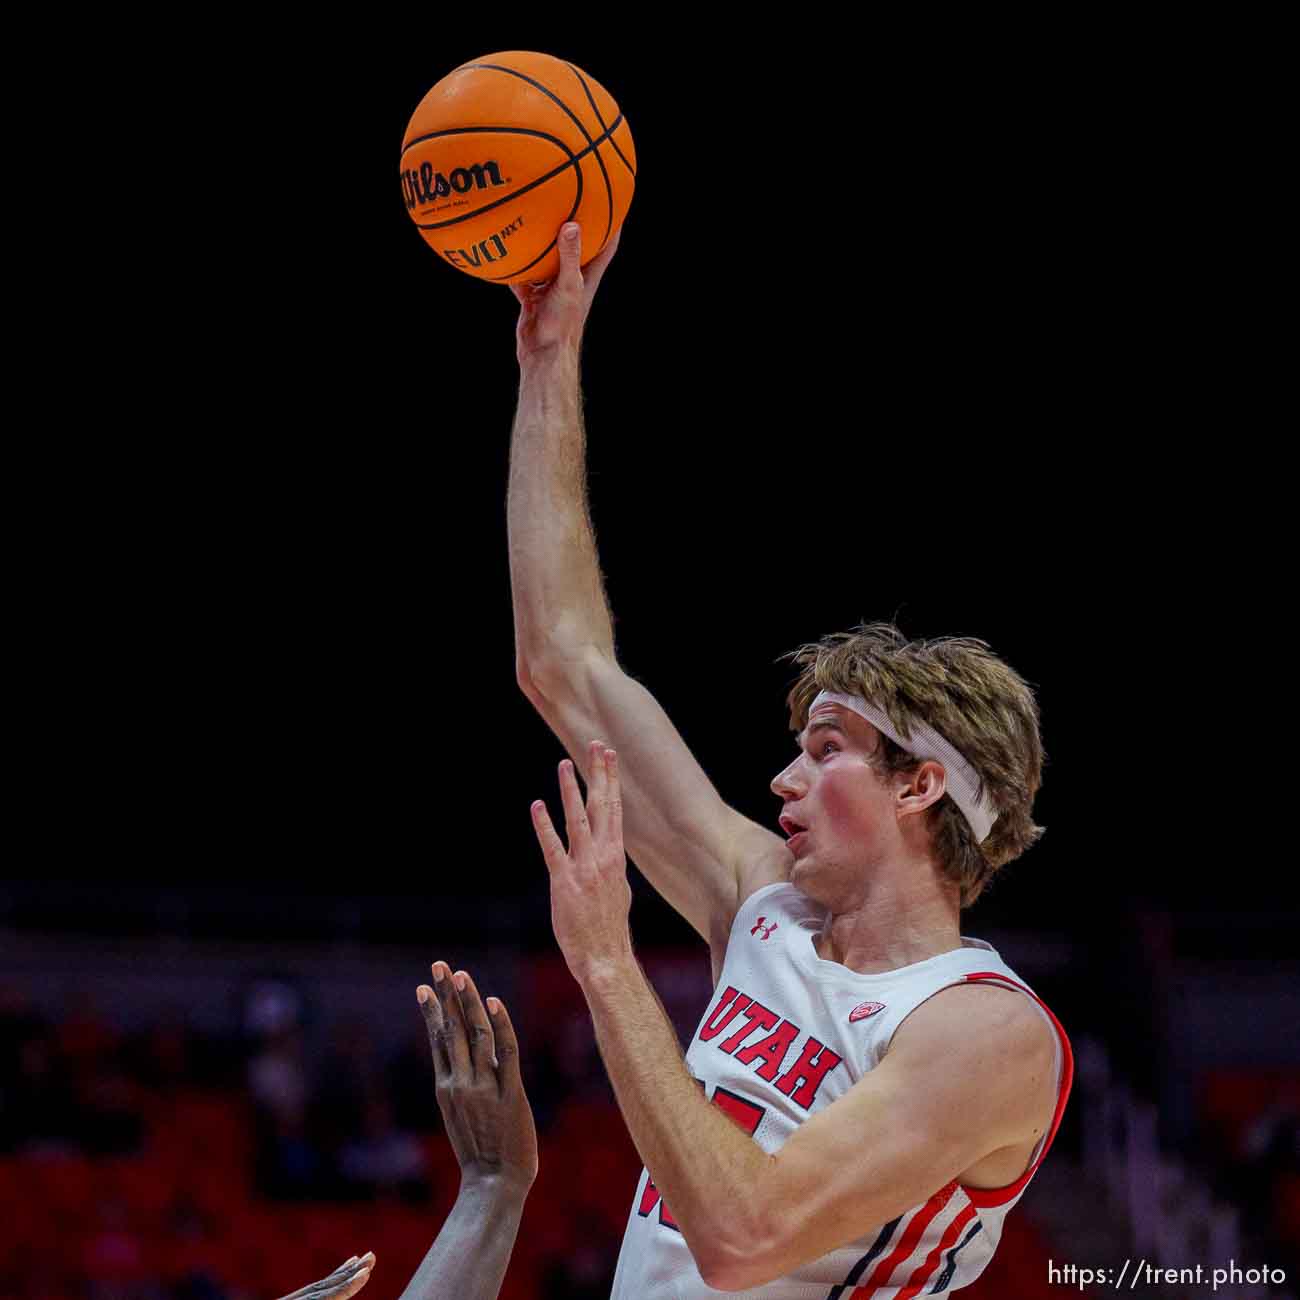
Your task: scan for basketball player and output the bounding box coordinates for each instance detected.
[277,965,536,1300]
[507,221,1072,1295]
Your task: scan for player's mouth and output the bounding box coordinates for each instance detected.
[779,813,810,855]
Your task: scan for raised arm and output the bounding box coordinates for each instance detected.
[275,967,533,1300]
[397,966,537,1300]
[507,222,787,959]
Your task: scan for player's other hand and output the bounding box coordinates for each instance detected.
[530,741,634,988]
[278,1252,375,1300]
[510,221,621,364]
[418,966,539,1193]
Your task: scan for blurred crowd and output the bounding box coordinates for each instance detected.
[1199,1068,1300,1286]
[3,967,1298,1300]
[0,970,642,1300]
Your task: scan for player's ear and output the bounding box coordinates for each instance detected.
[896,760,946,819]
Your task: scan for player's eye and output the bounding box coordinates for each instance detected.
[817,742,838,758]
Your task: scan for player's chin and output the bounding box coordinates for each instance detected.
[788,856,827,904]
[789,850,814,883]
[791,841,832,878]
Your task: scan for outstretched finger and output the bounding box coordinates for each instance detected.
[325,1252,377,1300]
[603,747,623,847]
[486,995,525,1098]
[530,798,568,873]
[336,1271,371,1299]
[453,969,497,1078]
[417,983,451,1079]
[278,1252,375,1300]
[586,739,608,837]
[432,961,472,1082]
[327,1258,375,1300]
[557,758,593,856]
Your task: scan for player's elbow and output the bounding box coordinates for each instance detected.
[697,1171,829,1291]
[516,639,611,709]
[692,1212,784,1291]
[515,652,547,707]
[697,1246,778,1293]
[515,647,572,711]
[696,1249,752,1293]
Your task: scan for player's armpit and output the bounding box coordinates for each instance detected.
[709,985,1058,1292]
[521,644,789,948]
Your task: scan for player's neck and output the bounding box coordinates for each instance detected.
[812,866,962,975]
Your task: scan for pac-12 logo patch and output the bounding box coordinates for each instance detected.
[849,1001,886,1022]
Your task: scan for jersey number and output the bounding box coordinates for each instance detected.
[636,1085,766,1232]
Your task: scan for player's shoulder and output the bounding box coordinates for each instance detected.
[893,979,1056,1069]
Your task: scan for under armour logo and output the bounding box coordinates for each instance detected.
[750,917,778,941]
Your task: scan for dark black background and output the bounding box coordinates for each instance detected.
[18,21,1281,947]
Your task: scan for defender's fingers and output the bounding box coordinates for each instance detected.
[331,1267,374,1300]
[278,1253,374,1300]
[453,969,497,1078]
[530,799,568,872]
[557,758,592,854]
[417,984,451,1078]
[432,961,473,1080]
[324,1252,374,1287]
[486,995,525,1097]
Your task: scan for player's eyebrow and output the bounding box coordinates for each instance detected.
[796,717,847,748]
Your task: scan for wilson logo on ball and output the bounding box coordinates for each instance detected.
[401,160,507,211]
[400,50,636,283]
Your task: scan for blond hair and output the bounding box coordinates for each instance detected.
[785,622,1045,908]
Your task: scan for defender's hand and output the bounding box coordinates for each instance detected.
[531,742,634,987]
[418,966,538,1193]
[278,1252,375,1300]
[511,222,621,363]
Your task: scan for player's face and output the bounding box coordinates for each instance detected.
[770,704,898,901]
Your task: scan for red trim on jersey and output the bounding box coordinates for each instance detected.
[956,972,1074,1209]
[892,1202,978,1300]
[851,1180,958,1298]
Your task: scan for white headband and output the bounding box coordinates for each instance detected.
[809,690,999,843]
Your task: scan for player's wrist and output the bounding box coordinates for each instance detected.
[456,1167,533,1205]
[574,947,639,999]
[517,341,581,378]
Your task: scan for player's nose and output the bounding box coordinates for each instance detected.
[770,758,805,800]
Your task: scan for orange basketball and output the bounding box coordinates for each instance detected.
[399,51,636,284]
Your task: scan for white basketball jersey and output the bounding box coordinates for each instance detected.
[609,880,1073,1299]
